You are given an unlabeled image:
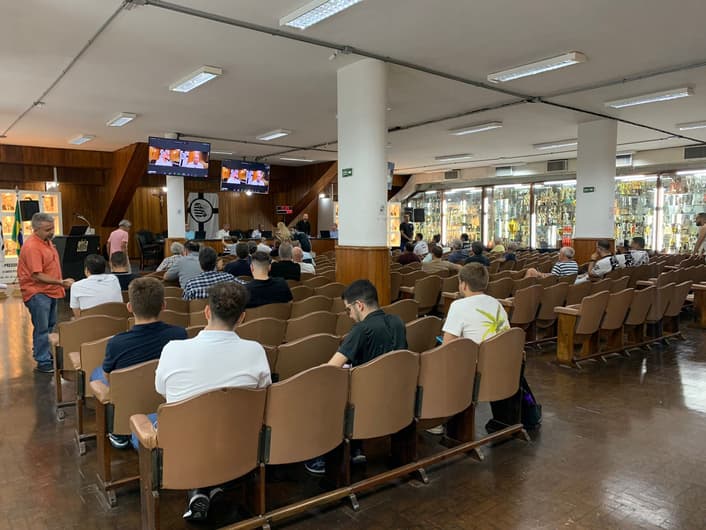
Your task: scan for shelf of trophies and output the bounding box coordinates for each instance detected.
[660,174,706,253]
[613,176,657,248]
[534,180,576,248]
[442,187,482,243]
[407,191,442,242]
[387,202,401,248]
[1,190,63,259]
[488,184,531,247]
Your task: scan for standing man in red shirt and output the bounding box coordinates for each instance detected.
[18,213,75,373]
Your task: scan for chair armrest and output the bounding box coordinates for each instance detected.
[554,306,580,316]
[90,380,111,404]
[130,414,158,449]
[68,351,81,370]
[499,298,514,309]
[691,283,706,292]
[441,291,460,300]
[399,286,414,294]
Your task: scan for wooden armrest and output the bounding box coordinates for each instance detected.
[130,414,158,449]
[499,298,514,309]
[636,280,655,287]
[399,286,414,294]
[554,306,580,316]
[90,380,111,404]
[691,284,706,291]
[68,351,81,370]
[441,291,460,300]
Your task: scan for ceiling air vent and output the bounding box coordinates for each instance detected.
[547,159,568,172]
[495,165,513,177]
[684,145,706,160]
[616,153,633,167]
[444,170,460,180]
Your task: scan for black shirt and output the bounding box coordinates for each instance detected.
[102,321,187,373]
[113,272,138,291]
[246,277,293,308]
[295,220,311,236]
[465,255,490,266]
[291,231,312,252]
[224,258,252,278]
[270,260,301,281]
[339,310,407,366]
[399,222,414,243]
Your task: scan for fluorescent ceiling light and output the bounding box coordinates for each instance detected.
[543,179,576,186]
[280,0,363,30]
[69,134,95,145]
[435,153,473,162]
[495,184,529,189]
[488,51,586,83]
[614,175,656,182]
[533,139,577,150]
[676,169,706,175]
[106,112,136,127]
[169,66,222,93]
[257,129,291,141]
[605,87,693,109]
[676,120,706,131]
[449,121,503,136]
[211,151,234,155]
[280,157,314,162]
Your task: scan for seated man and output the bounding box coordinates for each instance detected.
[464,242,490,266]
[397,242,421,264]
[413,233,429,257]
[589,239,630,277]
[525,246,578,278]
[503,242,518,262]
[293,246,315,274]
[215,223,231,241]
[270,242,301,281]
[156,241,184,272]
[91,277,187,447]
[251,224,263,239]
[489,237,506,254]
[460,233,471,250]
[69,254,123,317]
[182,246,235,301]
[629,236,650,266]
[164,241,201,288]
[154,282,271,521]
[422,245,461,274]
[109,251,138,290]
[446,239,468,265]
[245,251,293,308]
[256,237,272,254]
[223,242,252,278]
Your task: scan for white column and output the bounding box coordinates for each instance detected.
[574,119,617,238]
[337,58,388,247]
[317,197,334,234]
[164,132,185,238]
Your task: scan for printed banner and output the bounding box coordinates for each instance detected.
[186,192,219,239]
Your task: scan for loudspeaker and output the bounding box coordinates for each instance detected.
[19,200,40,220]
[413,208,425,223]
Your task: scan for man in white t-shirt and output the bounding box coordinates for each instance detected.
[69,254,123,317]
[589,239,648,278]
[154,281,271,521]
[413,233,429,257]
[292,246,315,274]
[215,223,231,241]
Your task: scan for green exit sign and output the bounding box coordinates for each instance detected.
[583,186,595,193]
[342,168,353,177]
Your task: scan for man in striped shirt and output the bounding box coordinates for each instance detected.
[525,246,579,278]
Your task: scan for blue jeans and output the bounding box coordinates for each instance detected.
[90,366,108,385]
[24,294,58,365]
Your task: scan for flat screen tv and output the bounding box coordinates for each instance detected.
[220,160,270,194]
[147,137,210,178]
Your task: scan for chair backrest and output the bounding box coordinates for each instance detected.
[390,271,402,302]
[236,317,287,346]
[263,365,348,465]
[499,259,515,271]
[156,387,267,490]
[381,299,419,324]
[414,275,442,314]
[476,328,525,403]
[486,277,513,300]
[566,281,592,306]
[511,276,536,295]
[79,336,112,397]
[600,288,635,331]
[185,325,204,338]
[330,297,345,314]
[646,283,674,322]
[407,261,422,270]
[314,282,345,299]
[300,272,315,282]
[243,302,292,322]
[285,311,338,342]
[536,275,558,288]
[664,281,693,318]
[508,284,542,326]
[417,338,478,420]
[189,311,207,327]
[405,316,443,353]
[575,291,610,335]
[290,285,315,301]
[590,278,612,295]
[440,275,458,294]
[110,359,165,435]
[158,310,190,328]
[164,297,190,313]
[189,298,208,313]
[274,333,341,380]
[303,276,330,288]
[81,302,130,319]
[286,279,301,289]
[320,269,336,282]
[121,290,130,303]
[57,316,127,362]
[610,276,630,292]
[624,285,655,326]
[348,350,419,439]
[163,286,183,298]
[400,270,427,288]
[629,263,657,288]
[488,260,501,274]
[536,282,569,321]
[290,295,333,318]
[335,312,354,337]
[556,273,577,285]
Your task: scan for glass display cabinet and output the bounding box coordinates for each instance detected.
[533,180,576,249]
[614,176,657,249]
[488,184,531,248]
[1,189,62,259]
[660,173,706,253]
[387,202,401,248]
[407,191,442,243]
[442,187,482,244]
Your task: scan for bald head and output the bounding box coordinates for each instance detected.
[292,246,304,263]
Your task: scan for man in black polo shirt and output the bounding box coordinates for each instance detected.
[245,251,293,308]
[224,242,251,278]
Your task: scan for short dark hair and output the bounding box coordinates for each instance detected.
[85,254,107,274]
[415,233,423,241]
[404,242,415,252]
[432,234,441,243]
[251,251,271,268]
[471,241,483,256]
[459,262,489,292]
[248,241,258,255]
[597,239,612,251]
[209,282,249,327]
[431,245,443,258]
[235,242,249,259]
[631,237,645,249]
[343,279,379,308]
[460,233,469,242]
[110,251,128,268]
[199,246,218,271]
[185,241,200,253]
[128,277,164,319]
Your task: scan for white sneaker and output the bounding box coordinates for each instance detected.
[426,425,445,435]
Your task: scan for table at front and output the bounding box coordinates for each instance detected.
[164,237,339,257]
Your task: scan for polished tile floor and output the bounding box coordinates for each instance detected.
[1,294,705,529]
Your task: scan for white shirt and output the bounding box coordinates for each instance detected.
[251,229,262,239]
[298,262,316,274]
[591,250,649,277]
[442,294,510,344]
[414,241,429,256]
[422,253,433,263]
[69,274,123,310]
[216,229,230,240]
[155,330,271,403]
[257,243,272,253]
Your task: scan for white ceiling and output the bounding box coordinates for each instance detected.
[2,0,706,170]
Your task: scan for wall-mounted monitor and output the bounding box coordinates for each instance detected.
[147,137,210,178]
[220,160,270,194]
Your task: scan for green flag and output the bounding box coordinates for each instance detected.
[11,196,23,256]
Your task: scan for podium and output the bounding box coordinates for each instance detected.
[53,235,101,281]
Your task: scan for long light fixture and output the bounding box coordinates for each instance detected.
[487,51,586,83]
[605,87,693,109]
[257,129,291,141]
[280,0,363,30]
[448,121,503,136]
[69,134,95,145]
[280,157,314,162]
[676,120,706,131]
[676,169,706,175]
[543,179,576,186]
[211,151,234,155]
[533,139,577,150]
[435,153,473,162]
[169,66,222,93]
[106,112,136,127]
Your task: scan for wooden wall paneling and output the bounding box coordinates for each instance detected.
[286,162,337,234]
[572,237,614,266]
[124,187,169,257]
[101,142,148,228]
[336,246,391,306]
[0,143,112,169]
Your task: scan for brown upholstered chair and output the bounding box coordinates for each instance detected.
[300,272,316,282]
[243,302,292,322]
[290,285,315,302]
[629,263,657,288]
[303,276,330,288]
[157,310,190,328]
[91,359,164,506]
[163,286,183,298]
[286,279,301,289]
[537,275,558,288]
[405,316,443,353]
[590,278,612,294]
[315,282,345,299]
[488,260,501,274]
[121,290,130,303]
[407,261,422,270]
[662,281,693,338]
[81,302,130,319]
[510,276,536,295]
[335,312,354,337]
[486,277,513,300]
[236,317,287,346]
[390,271,402,302]
[644,282,674,340]
[399,270,427,290]
[185,325,204,338]
[504,284,542,333]
[285,311,338,342]
[556,273,578,285]
[382,299,419,324]
[532,282,569,342]
[554,291,610,366]
[164,297,190,313]
[623,285,655,348]
[598,288,635,353]
[274,333,341,380]
[330,297,345,314]
[610,276,630,292]
[131,387,267,530]
[290,295,333,318]
[491,270,513,281]
[319,270,336,282]
[565,280,592,305]
[189,298,208,313]
[410,275,442,316]
[189,311,207,327]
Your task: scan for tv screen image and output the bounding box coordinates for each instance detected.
[147,137,210,178]
[221,160,270,194]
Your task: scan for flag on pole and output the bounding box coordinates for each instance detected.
[0,221,4,265]
[11,196,23,256]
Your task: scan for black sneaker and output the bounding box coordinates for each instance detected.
[35,362,54,373]
[183,492,210,521]
[108,433,130,450]
[351,448,367,465]
[304,457,326,475]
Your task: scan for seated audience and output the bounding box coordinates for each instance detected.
[251,224,263,239]
[422,246,461,274]
[224,242,252,278]
[270,243,301,281]
[109,251,138,290]
[215,223,231,241]
[460,233,471,250]
[398,242,422,264]
[247,240,258,256]
[629,236,650,265]
[446,239,468,265]
[164,241,201,288]
[69,254,123,317]
[291,229,314,263]
[503,242,518,262]
[329,223,339,239]
[293,247,315,274]
[256,237,272,254]
[464,242,490,266]
[156,241,184,272]
[526,246,578,278]
[589,239,646,277]
[489,237,506,254]
[184,223,196,241]
[413,233,429,256]
[182,247,235,301]
[245,251,293,308]
[154,282,271,520]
